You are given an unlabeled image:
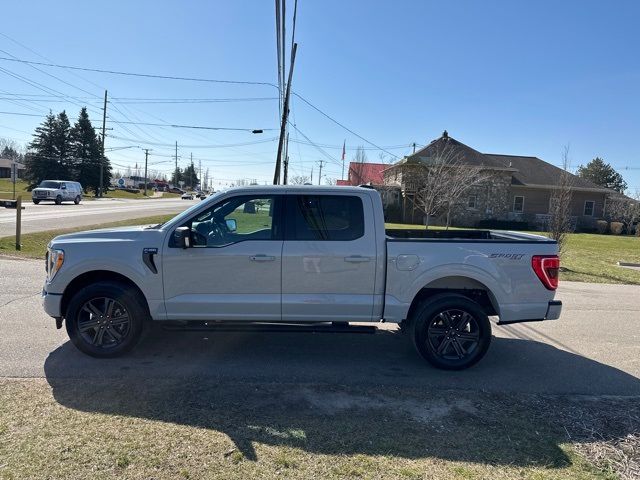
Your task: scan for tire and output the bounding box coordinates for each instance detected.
[411,294,491,370]
[65,281,147,358]
[55,195,62,205]
[74,195,81,205]
[32,199,40,205]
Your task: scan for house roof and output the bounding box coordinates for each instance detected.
[341,161,387,186]
[391,131,514,171]
[0,158,25,169]
[387,131,614,194]
[484,154,611,192]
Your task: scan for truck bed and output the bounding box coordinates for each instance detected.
[385,228,554,243]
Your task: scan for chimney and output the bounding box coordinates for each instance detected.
[442,130,448,138]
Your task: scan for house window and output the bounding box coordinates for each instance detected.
[467,195,477,209]
[513,196,524,213]
[584,200,595,216]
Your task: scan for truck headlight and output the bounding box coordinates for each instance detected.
[47,248,65,281]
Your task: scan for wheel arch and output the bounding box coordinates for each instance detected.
[60,270,150,319]
[405,276,499,326]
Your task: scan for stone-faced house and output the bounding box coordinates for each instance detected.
[383,131,613,230]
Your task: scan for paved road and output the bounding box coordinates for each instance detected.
[0,197,198,236]
[1,256,638,395]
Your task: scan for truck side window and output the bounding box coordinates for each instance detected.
[181,195,279,247]
[289,195,364,241]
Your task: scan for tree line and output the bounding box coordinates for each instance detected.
[22,108,111,194]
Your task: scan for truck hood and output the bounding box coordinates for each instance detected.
[50,225,153,246]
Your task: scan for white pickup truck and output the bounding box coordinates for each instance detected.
[42,186,562,369]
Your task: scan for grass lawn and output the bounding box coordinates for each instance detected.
[0,214,174,258]
[0,178,29,199]
[0,378,630,479]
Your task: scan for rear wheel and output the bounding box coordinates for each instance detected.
[55,195,62,205]
[411,294,491,370]
[65,281,146,357]
[74,195,81,204]
[32,199,40,205]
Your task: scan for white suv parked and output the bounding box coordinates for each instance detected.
[32,180,83,205]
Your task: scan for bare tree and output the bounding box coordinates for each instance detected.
[289,175,310,185]
[548,146,574,255]
[324,177,337,186]
[348,146,368,184]
[412,144,490,228]
[606,191,640,230]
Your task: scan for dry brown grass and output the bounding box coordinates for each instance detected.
[0,379,633,479]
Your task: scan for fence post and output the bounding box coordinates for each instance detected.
[15,196,21,251]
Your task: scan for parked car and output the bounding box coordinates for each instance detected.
[32,180,83,205]
[181,192,194,200]
[168,187,185,194]
[41,186,562,369]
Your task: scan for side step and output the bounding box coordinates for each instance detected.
[161,321,376,334]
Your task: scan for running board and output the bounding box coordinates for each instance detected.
[161,321,376,334]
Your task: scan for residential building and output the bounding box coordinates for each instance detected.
[383,131,614,230]
[0,158,25,179]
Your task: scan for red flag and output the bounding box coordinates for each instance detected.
[341,140,346,161]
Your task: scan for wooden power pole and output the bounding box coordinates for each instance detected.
[273,42,297,185]
[143,149,150,197]
[99,90,107,197]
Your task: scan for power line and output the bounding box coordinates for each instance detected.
[107,134,278,148]
[0,55,278,89]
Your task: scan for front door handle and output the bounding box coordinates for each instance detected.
[344,255,372,263]
[250,254,276,262]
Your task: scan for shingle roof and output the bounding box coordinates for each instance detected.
[395,132,513,170]
[484,154,610,191]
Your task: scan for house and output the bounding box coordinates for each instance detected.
[0,158,25,179]
[383,131,614,230]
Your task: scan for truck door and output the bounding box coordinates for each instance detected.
[162,194,284,321]
[281,193,377,322]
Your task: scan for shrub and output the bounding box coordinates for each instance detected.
[610,222,624,235]
[595,220,608,234]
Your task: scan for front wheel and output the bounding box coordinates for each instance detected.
[74,195,81,204]
[411,294,491,370]
[55,195,62,205]
[65,281,147,357]
[32,199,40,204]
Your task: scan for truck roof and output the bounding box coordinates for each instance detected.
[224,185,373,194]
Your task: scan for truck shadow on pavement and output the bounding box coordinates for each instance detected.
[44,327,640,467]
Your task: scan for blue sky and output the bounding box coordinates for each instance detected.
[0,0,638,190]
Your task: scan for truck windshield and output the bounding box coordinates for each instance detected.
[39,181,61,189]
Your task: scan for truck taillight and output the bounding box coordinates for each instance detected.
[532,255,560,290]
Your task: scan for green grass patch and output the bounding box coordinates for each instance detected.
[0,178,29,199]
[0,214,174,259]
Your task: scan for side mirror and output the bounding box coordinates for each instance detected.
[61,185,67,190]
[226,218,237,232]
[174,226,191,249]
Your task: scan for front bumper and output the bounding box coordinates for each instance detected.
[497,300,562,325]
[42,288,62,318]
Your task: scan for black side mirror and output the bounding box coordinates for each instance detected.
[174,226,191,249]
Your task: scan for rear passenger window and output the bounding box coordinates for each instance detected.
[289,195,364,241]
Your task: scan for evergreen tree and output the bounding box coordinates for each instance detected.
[70,107,104,194]
[183,160,200,189]
[25,111,59,188]
[1,146,21,161]
[577,157,627,193]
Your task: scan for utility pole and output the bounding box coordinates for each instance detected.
[198,157,202,190]
[283,132,289,184]
[174,141,178,186]
[99,90,107,197]
[143,149,150,197]
[273,42,298,185]
[310,166,313,184]
[412,142,416,154]
[317,159,325,185]
[190,152,193,190]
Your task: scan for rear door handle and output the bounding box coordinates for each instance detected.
[250,254,276,262]
[344,255,371,263]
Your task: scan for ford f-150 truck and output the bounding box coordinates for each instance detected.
[42,186,562,369]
